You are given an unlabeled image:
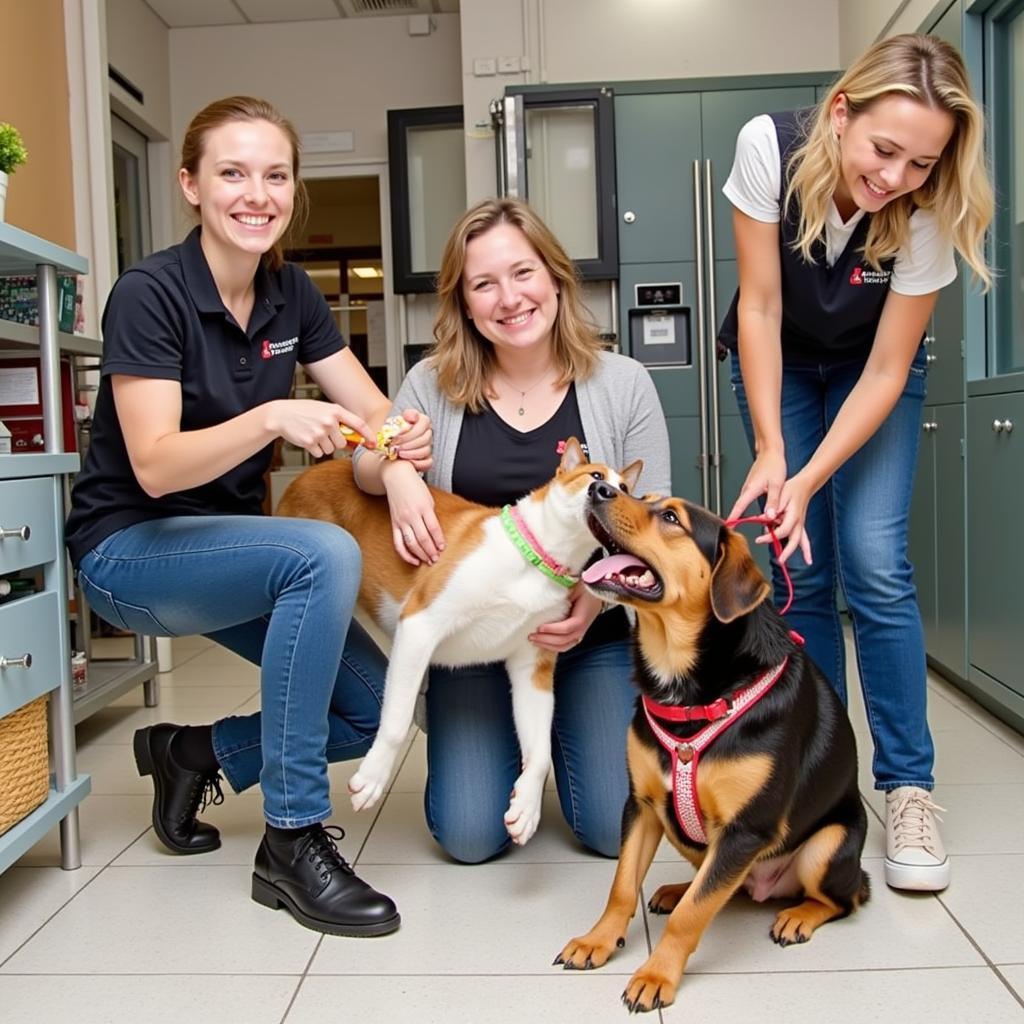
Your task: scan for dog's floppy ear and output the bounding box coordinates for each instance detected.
[710,528,771,624]
[558,437,586,472]
[620,459,644,493]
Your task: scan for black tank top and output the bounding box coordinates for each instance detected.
[718,109,898,363]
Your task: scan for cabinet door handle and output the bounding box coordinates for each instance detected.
[0,526,31,541]
[0,653,33,670]
[926,353,937,364]
[622,210,636,223]
[993,419,1014,433]
[923,422,938,432]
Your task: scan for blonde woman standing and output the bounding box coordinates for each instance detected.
[718,34,993,892]
[357,198,671,863]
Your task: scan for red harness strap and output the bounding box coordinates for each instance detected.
[643,658,789,845]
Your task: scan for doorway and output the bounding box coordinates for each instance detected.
[285,175,387,392]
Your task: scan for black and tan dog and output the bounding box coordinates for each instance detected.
[555,482,869,1013]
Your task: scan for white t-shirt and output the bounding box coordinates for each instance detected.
[722,114,956,296]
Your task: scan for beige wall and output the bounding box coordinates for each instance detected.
[839,0,940,65]
[106,0,172,140]
[537,0,840,82]
[166,15,462,238]
[0,0,75,248]
[168,15,462,164]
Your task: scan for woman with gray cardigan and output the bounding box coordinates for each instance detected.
[355,198,671,863]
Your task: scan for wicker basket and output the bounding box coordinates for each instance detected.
[0,695,50,836]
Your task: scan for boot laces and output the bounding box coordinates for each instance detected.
[180,772,224,826]
[295,825,354,882]
[889,790,945,856]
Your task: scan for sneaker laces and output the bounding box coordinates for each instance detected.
[180,772,224,827]
[889,790,945,856]
[294,825,355,882]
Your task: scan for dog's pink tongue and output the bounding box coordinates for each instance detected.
[582,553,645,584]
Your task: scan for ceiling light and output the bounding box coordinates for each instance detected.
[349,266,383,279]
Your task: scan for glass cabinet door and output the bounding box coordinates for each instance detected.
[495,88,618,279]
[988,0,1024,376]
[387,105,466,293]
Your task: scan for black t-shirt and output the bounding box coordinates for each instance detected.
[452,385,629,650]
[65,227,346,567]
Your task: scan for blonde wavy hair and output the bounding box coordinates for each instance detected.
[180,96,309,273]
[430,198,604,412]
[785,33,993,287]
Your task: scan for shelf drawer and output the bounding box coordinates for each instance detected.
[0,477,57,574]
[0,591,60,718]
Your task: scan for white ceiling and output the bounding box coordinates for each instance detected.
[144,0,459,29]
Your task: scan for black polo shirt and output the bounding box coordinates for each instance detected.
[718,109,898,364]
[66,227,346,567]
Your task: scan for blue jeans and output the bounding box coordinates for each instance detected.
[424,639,636,863]
[730,347,934,791]
[76,515,386,827]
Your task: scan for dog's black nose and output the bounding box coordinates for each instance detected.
[589,480,620,503]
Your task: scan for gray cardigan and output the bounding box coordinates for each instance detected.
[369,350,672,499]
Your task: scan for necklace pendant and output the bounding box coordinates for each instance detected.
[517,406,525,416]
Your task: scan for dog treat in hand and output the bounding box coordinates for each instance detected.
[375,415,409,460]
[338,424,367,447]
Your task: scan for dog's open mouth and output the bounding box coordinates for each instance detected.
[583,514,663,601]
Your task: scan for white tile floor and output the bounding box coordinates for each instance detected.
[2,632,1024,1023]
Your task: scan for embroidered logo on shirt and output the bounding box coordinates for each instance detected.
[849,266,890,286]
[260,336,299,360]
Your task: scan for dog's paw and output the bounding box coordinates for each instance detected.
[504,780,543,845]
[347,745,396,811]
[621,958,681,1014]
[554,931,624,971]
[347,768,386,811]
[647,882,690,915]
[769,902,821,946]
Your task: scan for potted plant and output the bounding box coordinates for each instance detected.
[0,122,29,221]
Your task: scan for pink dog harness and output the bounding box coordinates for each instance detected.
[642,658,789,845]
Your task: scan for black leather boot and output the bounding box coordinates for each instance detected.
[251,824,400,937]
[133,724,224,854]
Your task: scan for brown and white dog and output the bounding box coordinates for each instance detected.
[277,439,642,846]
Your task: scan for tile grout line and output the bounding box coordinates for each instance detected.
[279,934,325,1023]
[934,890,1024,1010]
[0,816,152,970]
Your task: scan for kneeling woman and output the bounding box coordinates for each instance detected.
[66,96,439,936]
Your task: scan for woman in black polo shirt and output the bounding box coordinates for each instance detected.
[66,96,439,937]
[718,35,992,892]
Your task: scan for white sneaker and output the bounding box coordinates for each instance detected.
[884,786,950,892]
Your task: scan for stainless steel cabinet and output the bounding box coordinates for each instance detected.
[967,390,1024,719]
[909,403,967,679]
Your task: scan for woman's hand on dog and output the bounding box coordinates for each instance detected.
[529,586,603,652]
[383,467,445,565]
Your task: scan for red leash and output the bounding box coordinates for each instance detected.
[723,513,803,643]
